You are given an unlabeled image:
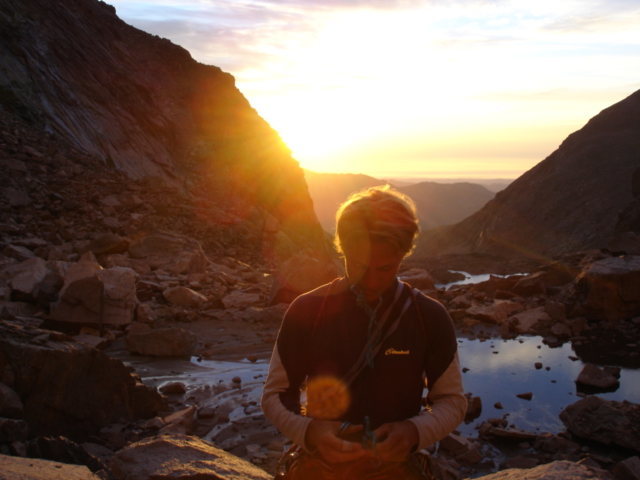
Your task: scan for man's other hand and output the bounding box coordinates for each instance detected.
[305,420,370,464]
[372,420,419,462]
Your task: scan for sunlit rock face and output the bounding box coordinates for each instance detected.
[420,89,640,260]
[473,460,611,480]
[0,0,327,263]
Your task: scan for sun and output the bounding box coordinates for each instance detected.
[263,88,389,173]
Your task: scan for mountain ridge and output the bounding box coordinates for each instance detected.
[0,0,329,264]
[304,169,495,233]
[417,88,640,261]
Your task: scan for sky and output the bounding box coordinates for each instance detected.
[109,0,640,180]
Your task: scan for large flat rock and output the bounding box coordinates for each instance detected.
[0,321,163,437]
[0,453,102,480]
[110,434,272,480]
[474,460,611,479]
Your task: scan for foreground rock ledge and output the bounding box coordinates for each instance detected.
[0,321,163,437]
[110,434,272,480]
[475,460,611,479]
[0,453,102,480]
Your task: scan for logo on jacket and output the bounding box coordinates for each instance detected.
[385,348,410,356]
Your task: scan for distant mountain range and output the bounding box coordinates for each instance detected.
[304,170,495,233]
[418,88,640,261]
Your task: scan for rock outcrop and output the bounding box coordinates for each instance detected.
[420,88,640,260]
[0,320,164,438]
[110,434,272,480]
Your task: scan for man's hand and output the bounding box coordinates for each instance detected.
[372,420,419,462]
[305,420,370,464]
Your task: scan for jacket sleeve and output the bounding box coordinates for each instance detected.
[261,344,312,447]
[407,352,467,449]
[261,293,318,448]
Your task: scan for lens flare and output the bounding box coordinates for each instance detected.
[306,375,350,420]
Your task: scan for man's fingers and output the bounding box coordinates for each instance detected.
[342,424,363,435]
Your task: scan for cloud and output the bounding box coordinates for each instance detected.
[541,0,640,33]
[111,0,319,71]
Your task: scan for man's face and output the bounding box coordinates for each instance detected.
[344,240,404,303]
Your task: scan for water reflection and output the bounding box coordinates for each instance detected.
[457,336,640,436]
[115,336,640,440]
[436,271,526,289]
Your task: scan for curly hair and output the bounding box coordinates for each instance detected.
[334,185,419,258]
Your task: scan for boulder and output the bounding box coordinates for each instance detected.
[536,262,577,287]
[613,456,640,480]
[0,382,24,418]
[25,435,107,473]
[159,382,186,395]
[560,396,640,452]
[576,363,619,390]
[398,268,435,290]
[269,251,338,304]
[0,418,29,442]
[159,406,196,435]
[162,286,208,307]
[534,433,581,455]
[71,334,109,350]
[467,299,523,325]
[0,453,102,480]
[4,257,48,300]
[509,306,551,334]
[50,254,137,326]
[2,187,31,207]
[3,244,35,261]
[544,301,567,322]
[87,233,129,255]
[471,275,519,297]
[576,255,640,321]
[479,423,539,442]
[0,321,163,438]
[128,232,209,274]
[222,290,262,310]
[464,394,482,423]
[512,271,547,296]
[550,322,572,337]
[110,434,272,480]
[607,232,640,255]
[439,433,473,455]
[473,460,611,479]
[126,327,197,357]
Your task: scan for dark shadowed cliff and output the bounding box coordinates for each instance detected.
[418,89,640,262]
[0,0,328,263]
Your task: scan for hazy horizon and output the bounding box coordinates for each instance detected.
[304,168,515,192]
[110,0,640,180]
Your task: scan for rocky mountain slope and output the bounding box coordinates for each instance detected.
[0,0,328,265]
[419,89,640,262]
[304,170,494,232]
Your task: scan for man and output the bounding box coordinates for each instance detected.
[262,186,466,479]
